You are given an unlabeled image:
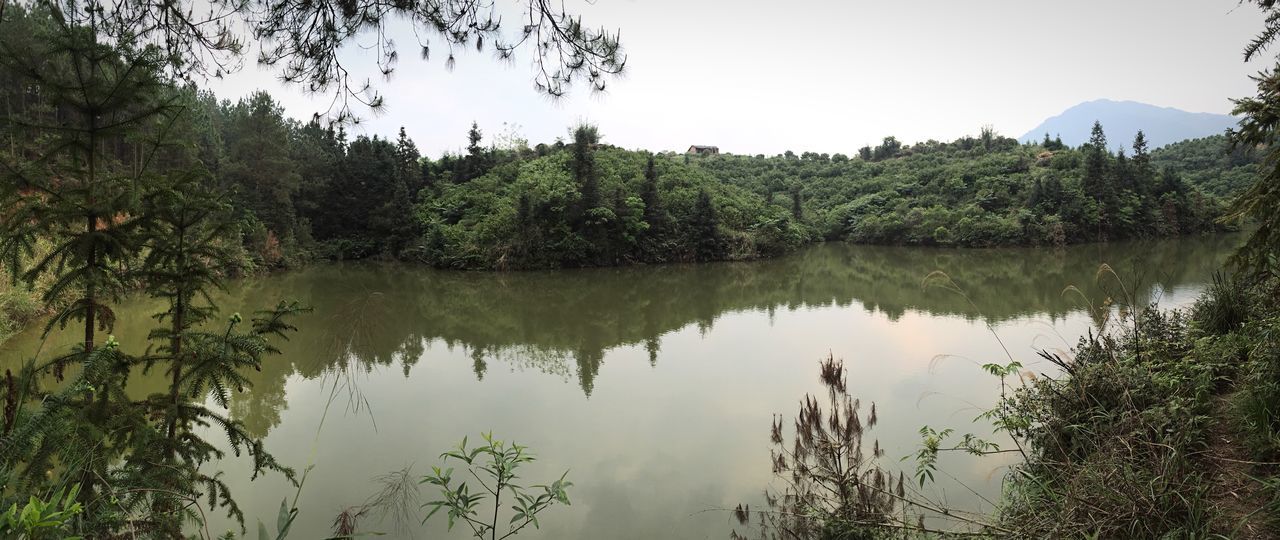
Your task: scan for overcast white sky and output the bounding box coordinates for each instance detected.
[207,0,1269,157]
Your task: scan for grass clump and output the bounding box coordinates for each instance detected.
[986,272,1280,538]
[0,238,58,345]
[993,307,1230,538]
[1192,271,1252,336]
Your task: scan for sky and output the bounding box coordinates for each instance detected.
[207,0,1270,157]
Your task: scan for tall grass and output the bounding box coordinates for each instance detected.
[0,237,58,344]
[1192,271,1251,335]
[1231,309,1280,461]
[993,307,1231,538]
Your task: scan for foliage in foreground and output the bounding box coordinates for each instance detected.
[742,268,1279,539]
[421,433,573,540]
[732,355,903,540]
[0,484,83,540]
[0,7,308,537]
[922,272,1277,538]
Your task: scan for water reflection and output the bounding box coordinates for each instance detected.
[0,235,1240,538]
[204,234,1234,409]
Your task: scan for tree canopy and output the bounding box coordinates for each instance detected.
[1,0,626,121]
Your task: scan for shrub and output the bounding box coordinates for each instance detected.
[421,433,572,539]
[1192,272,1250,335]
[994,308,1223,537]
[1233,317,1280,460]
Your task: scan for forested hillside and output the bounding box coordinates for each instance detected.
[697,126,1241,249]
[1151,134,1262,198]
[416,124,1255,268]
[417,126,810,269]
[1,9,1255,273]
[27,88,1247,271]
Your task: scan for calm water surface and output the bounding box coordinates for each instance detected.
[0,236,1241,538]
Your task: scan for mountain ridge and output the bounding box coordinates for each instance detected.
[1018,99,1238,149]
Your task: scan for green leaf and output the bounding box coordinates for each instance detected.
[422,502,444,525]
[277,499,291,536]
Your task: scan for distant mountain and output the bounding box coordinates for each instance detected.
[1018,99,1238,150]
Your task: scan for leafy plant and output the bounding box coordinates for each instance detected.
[421,433,571,540]
[0,485,83,540]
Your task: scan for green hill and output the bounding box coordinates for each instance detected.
[417,127,1253,269]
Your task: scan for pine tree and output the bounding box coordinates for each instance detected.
[691,190,724,261]
[129,178,302,534]
[1228,22,1280,272]
[295,119,347,242]
[1083,121,1109,193]
[467,122,484,157]
[640,155,663,230]
[382,127,423,255]
[1129,131,1158,235]
[395,126,423,193]
[1112,148,1134,232]
[455,121,488,183]
[566,124,604,262]
[1082,121,1113,238]
[1131,132,1154,195]
[222,91,300,243]
[0,7,179,506]
[572,124,601,212]
[0,10,303,532]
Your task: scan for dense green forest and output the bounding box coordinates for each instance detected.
[0,68,1256,339]
[6,84,1245,272]
[1,9,1246,274]
[2,0,1248,274]
[698,128,1242,247]
[143,102,1262,269]
[181,108,1257,270]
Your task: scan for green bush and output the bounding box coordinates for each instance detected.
[1192,272,1251,335]
[1233,316,1280,460]
[995,309,1226,537]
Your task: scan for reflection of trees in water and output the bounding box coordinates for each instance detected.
[211,235,1238,435]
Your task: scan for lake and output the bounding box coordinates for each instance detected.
[0,235,1241,538]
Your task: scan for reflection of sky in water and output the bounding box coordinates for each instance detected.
[0,235,1240,538]
[215,294,1211,536]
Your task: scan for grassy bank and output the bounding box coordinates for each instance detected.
[934,270,1280,537]
[0,274,44,345]
[0,238,59,346]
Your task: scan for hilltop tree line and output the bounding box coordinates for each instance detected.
[0,11,1253,273]
[1,5,1245,273]
[6,84,1248,275]
[30,95,1244,271]
[698,124,1238,250]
